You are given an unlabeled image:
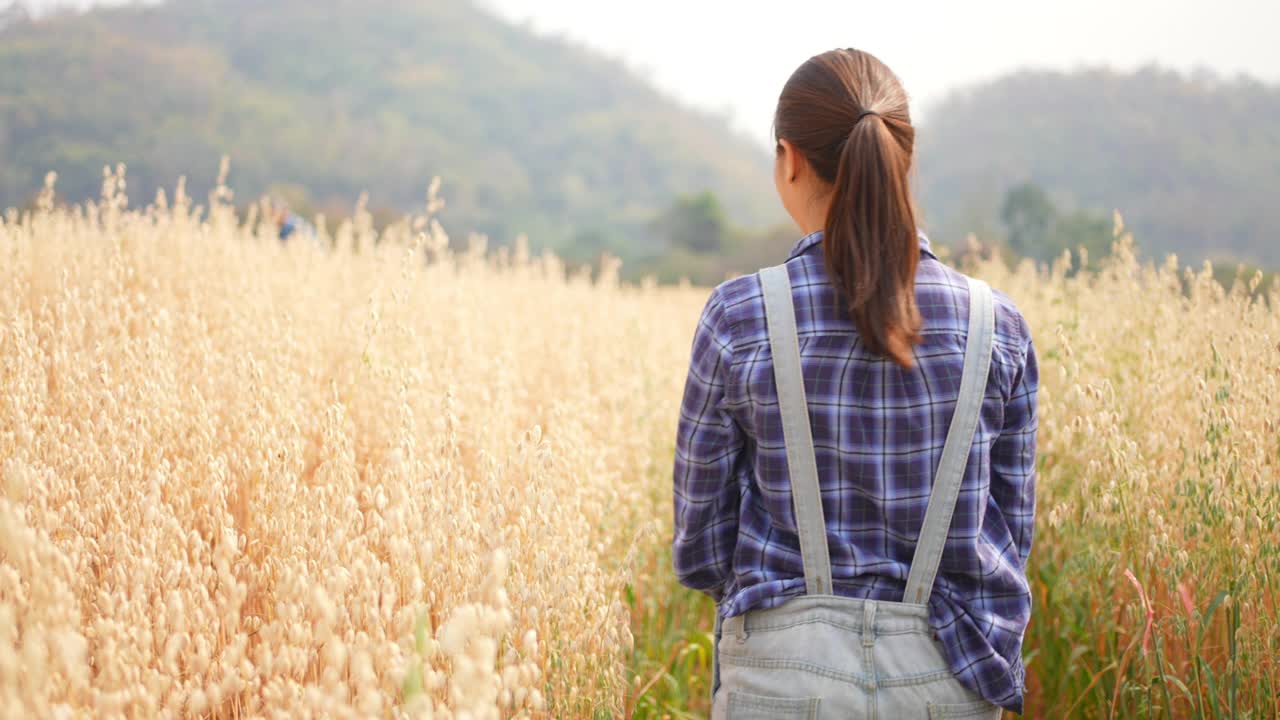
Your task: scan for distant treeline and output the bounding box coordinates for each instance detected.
[642,184,1276,295]
[917,66,1280,268]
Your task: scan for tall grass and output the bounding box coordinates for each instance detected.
[0,167,697,718]
[985,229,1280,718]
[1,169,1276,717]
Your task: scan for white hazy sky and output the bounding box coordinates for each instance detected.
[16,0,1280,145]
[481,0,1280,144]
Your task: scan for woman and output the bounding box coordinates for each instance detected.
[672,48,1037,718]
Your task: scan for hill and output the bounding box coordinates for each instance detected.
[0,0,779,255]
[7,7,1277,274]
[916,67,1280,267]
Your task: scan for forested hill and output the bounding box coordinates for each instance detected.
[916,67,1280,267]
[0,0,778,254]
[5,2,1277,271]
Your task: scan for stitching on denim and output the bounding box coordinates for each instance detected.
[740,614,929,636]
[726,691,821,716]
[927,699,1002,718]
[752,593,931,611]
[717,653,875,690]
[878,668,961,687]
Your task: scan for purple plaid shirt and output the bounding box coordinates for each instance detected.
[672,231,1038,713]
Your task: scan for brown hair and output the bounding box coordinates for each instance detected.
[774,48,923,368]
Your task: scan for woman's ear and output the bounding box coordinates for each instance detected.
[778,138,800,184]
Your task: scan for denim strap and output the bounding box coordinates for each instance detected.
[760,264,832,595]
[903,276,994,604]
[759,265,994,605]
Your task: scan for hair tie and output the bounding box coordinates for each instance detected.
[856,109,880,124]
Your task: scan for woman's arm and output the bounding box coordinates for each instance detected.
[672,288,745,601]
[990,317,1039,571]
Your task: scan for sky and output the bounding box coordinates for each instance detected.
[13,0,1280,146]
[482,0,1280,144]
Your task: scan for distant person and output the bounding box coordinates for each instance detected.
[273,203,318,246]
[672,48,1038,718]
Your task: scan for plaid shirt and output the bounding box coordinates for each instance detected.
[672,231,1038,713]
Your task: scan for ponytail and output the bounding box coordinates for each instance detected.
[825,113,922,368]
[775,48,923,369]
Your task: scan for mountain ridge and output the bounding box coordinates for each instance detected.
[0,0,780,253]
[916,65,1280,266]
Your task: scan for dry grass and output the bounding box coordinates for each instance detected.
[0,168,695,718]
[980,227,1280,718]
[1,169,1277,718]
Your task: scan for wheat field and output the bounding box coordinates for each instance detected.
[1,168,1277,718]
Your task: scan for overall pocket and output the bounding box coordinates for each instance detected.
[726,691,820,720]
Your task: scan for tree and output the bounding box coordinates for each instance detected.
[1000,182,1055,258]
[1000,181,1112,264]
[652,191,728,253]
[1053,210,1112,262]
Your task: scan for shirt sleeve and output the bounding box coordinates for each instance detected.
[672,288,745,601]
[989,316,1038,571]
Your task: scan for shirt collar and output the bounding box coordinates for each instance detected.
[786,229,939,262]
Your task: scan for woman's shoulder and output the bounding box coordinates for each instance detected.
[990,286,1031,351]
[701,257,1033,367]
[712,270,764,307]
[702,270,769,353]
[919,261,1031,351]
[710,252,832,329]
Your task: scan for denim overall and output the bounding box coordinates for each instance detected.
[710,265,1003,720]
